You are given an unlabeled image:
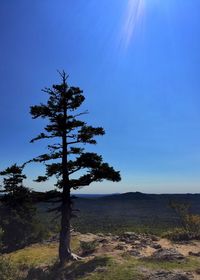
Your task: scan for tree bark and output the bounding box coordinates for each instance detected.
[59,91,72,265]
[59,189,72,265]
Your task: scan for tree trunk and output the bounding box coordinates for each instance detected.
[59,190,72,265]
[59,92,73,265]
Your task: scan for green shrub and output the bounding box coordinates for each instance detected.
[163,228,200,241]
[0,165,48,252]
[169,201,200,240]
[163,228,191,241]
[80,240,98,255]
[185,214,200,234]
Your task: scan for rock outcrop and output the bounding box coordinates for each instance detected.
[150,248,185,261]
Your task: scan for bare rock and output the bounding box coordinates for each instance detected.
[188,251,200,257]
[195,268,200,274]
[115,244,126,250]
[133,243,147,250]
[97,233,105,237]
[151,243,162,250]
[149,235,160,242]
[150,248,185,261]
[111,235,119,241]
[98,238,109,244]
[71,231,81,236]
[130,249,142,257]
[148,270,193,280]
[122,232,140,240]
[94,267,107,273]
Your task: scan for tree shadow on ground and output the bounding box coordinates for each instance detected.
[26,256,110,280]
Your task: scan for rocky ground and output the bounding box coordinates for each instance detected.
[71,231,200,280]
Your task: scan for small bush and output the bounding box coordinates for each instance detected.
[185,214,200,234]
[80,240,98,255]
[163,228,191,241]
[169,201,200,241]
[163,228,200,242]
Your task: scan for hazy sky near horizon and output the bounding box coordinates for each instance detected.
[0,0,200,194]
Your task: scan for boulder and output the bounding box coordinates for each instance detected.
[151,248,185,261]
[130,249,141,257]
[97,233,104,237]
[195,268,200,275]
[115,244,126,250]
[122,232,140,240]
[188,251,200,257]
[151,243,162,250]
[98,238,109,244]
[149,235,160,242]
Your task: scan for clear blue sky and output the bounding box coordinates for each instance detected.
[0,0,200,193]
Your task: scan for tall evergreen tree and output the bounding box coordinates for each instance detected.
[0,164,41,251]
[30,71,121,264]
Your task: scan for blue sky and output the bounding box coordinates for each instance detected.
[0,0,200,193]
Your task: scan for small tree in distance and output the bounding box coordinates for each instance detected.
[30,71,121,264]
[0,164,42,252]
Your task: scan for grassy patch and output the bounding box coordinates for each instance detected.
[7,237,80,267]
[16,256,112,280]
[140,257,200,271]
[56,256,144,280]
[8,243,58,267]
[0,256,24,280]
[122,255,200,273]
[64,256,111,279]
[1,251,200,280]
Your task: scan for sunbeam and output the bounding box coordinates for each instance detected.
[120,0,145,50]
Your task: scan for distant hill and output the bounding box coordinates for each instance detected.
[72,191,200,200]
[39,191,200,235]
[101,192,151,200]
[72,194,120,199]
[71,192,200,234]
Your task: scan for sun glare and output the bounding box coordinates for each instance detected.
[120,0,145,50]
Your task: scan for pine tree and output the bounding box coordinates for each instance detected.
[30,71,121,264]
[0,164,40,252]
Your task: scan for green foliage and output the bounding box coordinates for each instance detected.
[185,214,200,235]
[163,228,192,241]
[29,71,121,192]
[80,240,98,255]
[0,164,47,252]
[168,201,200,241]
[169,201,191,230]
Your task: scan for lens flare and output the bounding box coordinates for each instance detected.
[120,0,145,50]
